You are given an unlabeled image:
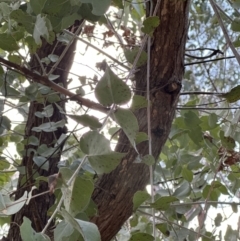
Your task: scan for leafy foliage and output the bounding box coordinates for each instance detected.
[0,0,240,241]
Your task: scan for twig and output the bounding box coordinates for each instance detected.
[180,91,222,95]
[209,0,240,66]
[41,155,88,234]
[177,107,240,110]
[34,53,47,76]
[185,49,223,60]
[105,14,124,47]
[47,22,84,76]
[138,210,212,239]
[63,30,130,71]
[184,56,235,66]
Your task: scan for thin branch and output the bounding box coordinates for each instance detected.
[177,107,240,110]
[138,210,212,240]
[184,56,235,66]
[0,57,109,114]
[41,155,88,234]
[48,22,84,76]
[147,0,156,238]
[63,30,130,71]
[209,0,240,66]
[180,91,222,95]
[105,14,125,47]
[185,47,223,52]
[34,53,47,76]
[185,49,223,60]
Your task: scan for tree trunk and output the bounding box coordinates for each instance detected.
[91,1,190,240]
[7,24,80,240]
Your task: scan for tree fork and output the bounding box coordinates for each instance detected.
[91,1,190,240]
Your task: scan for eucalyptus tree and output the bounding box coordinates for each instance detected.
[0,0,240,241]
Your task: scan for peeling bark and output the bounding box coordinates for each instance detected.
[91,1,190,240]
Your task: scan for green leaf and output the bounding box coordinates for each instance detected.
[0,158,10,170]
[33,14,51,45]
[141,16,160,36]
[211,181,229,195]
[214,213,222,227]
[202,185,220,201]
[60,209,101,241]
[61,13,81,30]
[68,114,102,130]
[208,113,218,129]
[150,196,178,210]
[30,0,47,15]
[184,111,202,129]
[1,86,21,99]
[54,220,81,241]
[181,165,193,182]
[32,120,65,132]
[0,191,27,216]
[173,181,191,198]
[231,18,240,32]
[80,131,111,155]
[131,95,148,111]
[63,176,93,216]
[224,225,238,241]
[88,152,125,174]
[54,220,78,241]
[231,203,238,213]
[220,131,235,149]
[129,233,154,241]
[112,0,124,8]
[95,67,131,106]
[70,0,82,6]
[8,54,22,65]
[35,104,54,118]
[0,2,11,18]
[133,190,150,211]
[221,85,240,103]
[25,83,39,100]
[28,136,40,146]
[80,0,111,16]
[10,9,35,33]
[77,4,100,22]
[33,156,49,171]
[0,116,11,133]
[25,36,38,53]
[232,0,240,8]
[142,154,155,166]
[0,33,19,51]
[80,131,126,174]
[112,108,139,146]
[131,0,145,19]
[156,223,170,237]
[48,54,59,62]
[20,217,51,241]
[124,47,147,67]
[135,132,148,144]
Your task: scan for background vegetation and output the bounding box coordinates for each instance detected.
[0,0,240,240]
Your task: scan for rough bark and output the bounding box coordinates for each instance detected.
[91,1,190,240]
[7,24,80,240]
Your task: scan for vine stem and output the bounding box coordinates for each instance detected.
[146,0,155,238]
[47,21,84,76]
[146,0,162,238]
[209,0,240,65]
[41,155,88,235]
